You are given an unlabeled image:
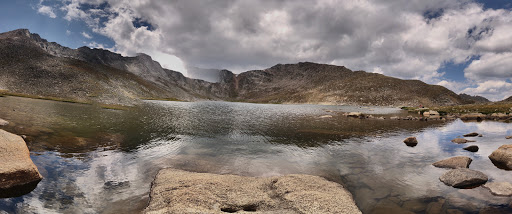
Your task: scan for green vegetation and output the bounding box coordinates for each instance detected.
[0,91,90,104]
[430,103,512,114]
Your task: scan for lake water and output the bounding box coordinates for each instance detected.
[0,96,511,213]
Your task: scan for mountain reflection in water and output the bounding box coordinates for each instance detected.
[0,96,511,213]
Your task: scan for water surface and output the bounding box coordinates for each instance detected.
[0,96,511,213]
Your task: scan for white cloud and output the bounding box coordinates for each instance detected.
[464,52,512,81]
[37,4,57,18]
[81,32,92,39]
[436,80,469,93]
[460,80,512,101]
[66,30,71,35]
[50,0,512,99]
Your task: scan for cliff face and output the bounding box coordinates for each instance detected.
[0,29,471,106]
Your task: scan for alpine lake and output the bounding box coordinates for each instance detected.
[1,96,511,214]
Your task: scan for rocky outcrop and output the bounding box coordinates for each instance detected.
[451,138,475,144]
[463,145,479,152]
[403,137,418,147]
[483,182,512,196]
[439,168,487,188]
[0,129,42,197]
[432,156,472,169]
[488,144,512,170]
[145,168,361,214]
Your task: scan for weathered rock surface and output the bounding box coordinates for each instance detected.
[483,182,512,196]
[0,118,8,126]
[403,137,418,147]
[145,168,362,214]
[0,129,42,197]
[432,156,472,169]
[463,145,479,152]
[463,132,479,137]
[439,168,488,188]
[488,144,512,170]
[451,138,475,144]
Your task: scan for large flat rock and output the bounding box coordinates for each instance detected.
[483,182,512,196]
[439,168,487,188]
[0,129,42,197]
[489,144,512,170]
[432,156,472,169]
[145,168,362,214]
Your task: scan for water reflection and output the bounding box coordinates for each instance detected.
[0,96,511,213]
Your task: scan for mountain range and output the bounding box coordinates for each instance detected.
[0,29,488,106]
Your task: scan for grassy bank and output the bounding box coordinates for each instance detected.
[402,103,512,115]
[0,91,132,111]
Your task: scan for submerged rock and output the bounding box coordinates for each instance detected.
[403,137,418,147]
[439,168,487,188]
[0,118,8,126]
[483,182,512,196]
[0,129,42,197]
[489,144,512,170]
[463,145,479,152]
[432,156,472,169]
[463,132,479,137]
[451,138,475,144]
[145,168,362,214]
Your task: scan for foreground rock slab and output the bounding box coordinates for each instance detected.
[489,144,512,170]
[403,137,418,147]
[432,156,472,169]
[145,168,362,214]
[0,129,42,197]
[439,168,487,188]
[483,182,512,196]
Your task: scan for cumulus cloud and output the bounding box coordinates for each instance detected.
[37,4,57,18]
[460,80,512,101]
[81,32,92,39]
[49,0,512,99]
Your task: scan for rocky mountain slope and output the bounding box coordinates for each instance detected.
[0,29,473,106]
[459,93,491,103]
[502,96,512,102]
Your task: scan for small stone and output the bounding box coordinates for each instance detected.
[463,145,479,152]
[319,115,332,118]
[451,138,475,144]
[432,156,472,169]
[439,168,488,188]
[478,134,483,137]
[506,136,512,139]
[483,182,512,196]
[347,112,363,118]
[488,144,512,170]
[0,118,8,126]
[463,132,479,137]
[403,137,418,147]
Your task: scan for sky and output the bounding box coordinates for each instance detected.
[0,0,512,101]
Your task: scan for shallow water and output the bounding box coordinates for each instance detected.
[0,96,511,213]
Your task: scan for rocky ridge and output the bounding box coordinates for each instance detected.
[0,29,474,106]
